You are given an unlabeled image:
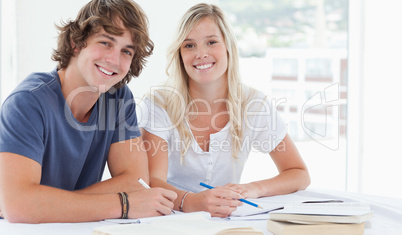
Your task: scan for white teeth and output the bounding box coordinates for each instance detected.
[98,66,113,76]
[196,63,213,70]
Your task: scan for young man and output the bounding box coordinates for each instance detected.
[0,0,176,223]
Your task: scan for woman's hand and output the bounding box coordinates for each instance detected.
[222,183,260,199]
[183,187,243,218]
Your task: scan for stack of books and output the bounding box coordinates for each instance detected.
[266,202,373,235]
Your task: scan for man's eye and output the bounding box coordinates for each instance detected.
[100,41,111,46]
[123,50,133,56]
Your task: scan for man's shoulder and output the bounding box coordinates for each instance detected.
[11,70,59,95]
[2,70,61,113]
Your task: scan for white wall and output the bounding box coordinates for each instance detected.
[348,0,402,198]
[15,0,86,82]
[0,0,18,103]
[362,0,402,198]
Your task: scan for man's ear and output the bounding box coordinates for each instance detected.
[70,39,80,54]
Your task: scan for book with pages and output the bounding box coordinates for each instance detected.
[266,202,373,235]
[268,202,373,224]
[267,219,365,235]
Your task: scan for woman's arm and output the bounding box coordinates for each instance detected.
[142,129,242,218]
[224,134,310,198]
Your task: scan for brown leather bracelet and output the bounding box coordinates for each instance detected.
[118,192,129,219]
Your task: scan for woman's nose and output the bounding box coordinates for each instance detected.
[196,46,209,59]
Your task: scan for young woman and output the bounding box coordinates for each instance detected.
[139,3,310,218]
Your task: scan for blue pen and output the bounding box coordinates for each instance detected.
[199,182,263,209]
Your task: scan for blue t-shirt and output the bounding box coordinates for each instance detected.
[0,68,141,190]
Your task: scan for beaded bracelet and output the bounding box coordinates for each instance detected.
[118,192,129,219]
[179,191,190,212]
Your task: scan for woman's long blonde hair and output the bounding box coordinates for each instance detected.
[149,3,253,160]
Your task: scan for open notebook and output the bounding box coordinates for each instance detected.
[93,212,263,235]
[230,191,342,219]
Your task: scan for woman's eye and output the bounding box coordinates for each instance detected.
[208,41,217,45]
[184,44,194,49]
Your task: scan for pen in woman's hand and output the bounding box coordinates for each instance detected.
[199,182,263,209]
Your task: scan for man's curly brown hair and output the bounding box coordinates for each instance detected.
[52,0,154,89]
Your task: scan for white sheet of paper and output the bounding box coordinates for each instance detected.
[230,191,341,217]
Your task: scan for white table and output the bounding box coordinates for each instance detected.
[1,188,402,235]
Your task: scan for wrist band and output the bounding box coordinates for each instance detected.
[179,191,190,212]
[118,192,129,219]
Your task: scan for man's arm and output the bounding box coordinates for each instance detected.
[0,152,121,223]
[0,137,177,223]
[75,137,149,194]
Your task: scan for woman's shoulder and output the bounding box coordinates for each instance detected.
[137,88,177,123]
[141,88,172,107]
[241,84,269,102]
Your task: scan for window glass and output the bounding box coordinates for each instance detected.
[219,0,348,190]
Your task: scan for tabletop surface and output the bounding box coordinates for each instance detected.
[1,188,402,235]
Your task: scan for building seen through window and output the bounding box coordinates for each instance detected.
[219,0,348,190]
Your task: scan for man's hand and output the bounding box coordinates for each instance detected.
[127,188,177,218]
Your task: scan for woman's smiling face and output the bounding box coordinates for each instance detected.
[180,17,228,86]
